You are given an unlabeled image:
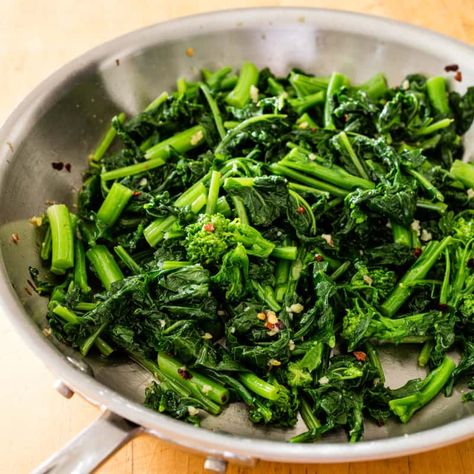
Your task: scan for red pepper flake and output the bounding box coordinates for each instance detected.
[27,279,36,291]
[24,287,32,296]
[438,303,449,312]
[275,320,285,330]
[203,223,215,232]
[132,191,141,197]
[353,351,367,362]
[185,47,194,57]
[296,206,305,214]
[314,254,324,262]
[467,258,474,269]
[413,247,422,258]
[454,71,463,82]
[265,321,275,330]
[10,233,20,244]
[51,161,64,171]
[115,58,120,66]
[178,367,192,380]
[65,163,72,172]
[444,64,459,72]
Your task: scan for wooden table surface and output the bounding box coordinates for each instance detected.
[1,0,474,473]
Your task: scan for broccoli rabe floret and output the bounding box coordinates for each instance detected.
[454,214,474,241]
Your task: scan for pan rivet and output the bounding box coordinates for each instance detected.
[54,380,74,399]
[203,458,227,473]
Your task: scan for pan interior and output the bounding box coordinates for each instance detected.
[1,12,473,443]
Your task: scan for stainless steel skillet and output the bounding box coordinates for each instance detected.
[0,8,473,473]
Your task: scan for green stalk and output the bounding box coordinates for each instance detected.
[418,341,433,368]
[200,83,226,139]
[300,397,321,430]
[215,114,286,155]
[74,240,90,293]
[220,75,238,90]
[176,77,187,99]
[145,125,205,160]
[274,258,291,303]
[47,204,75,275]
[451,160,474,189]
[289,72,328,97]
[101,157,166,181]
[439,249,451,305]
[365,342,385,383]
[389,356,455,423]
[289,91,325,115]
[80,321,108,356]
[359,73,388,100]
[330,260,351,281]
[324,72,349,129]
[270,246,298,261]
[271,163,348,197]
[158,352,229,406]
[239,373,279,401]
[296,113,318,129]
[335,132,370,180]
[86,245,124,291]
[280,148,374,190]
[161,261,192,271]
[380,236,453,317]
[414,118,453,136]
[52,305,112,356]
[97,182,133,227]
[416,199,448,214]
[392,222,412,247]
[202,66,232,90]
[288,182,329,197]
[216,196,231,217]
[225,61,259,108]
[40,225,52,261]
[268,77,285,96]
[406,169,444,202]
[426,76,449,115]
[251,281,281,312]
[90,112,126,162]
[205,170,221,214]
[230,195,249,224]
[144,91,169,112]
[114,245,141,274]
[74,302,97,312]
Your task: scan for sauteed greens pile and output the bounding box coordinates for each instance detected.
[33,63,474,441]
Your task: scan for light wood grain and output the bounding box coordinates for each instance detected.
[1,1,473,473]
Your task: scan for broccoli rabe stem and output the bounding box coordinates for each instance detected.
[205,170,221,214]
[271,163,348,198]
[202,66,232,90]
[300,397,321,430]
[225,61,259,108]
[279,148,374,190]
[101,157,166,181]
[329,260,351,281]
[365,342,385,383]
[451,160,474,189]
[417,341,433,368]
[251,281,281,312]
[114,245,141,274]
[335,132,370,180]
[200,84,226,139]
[289,91,325,115]
[97,182,133,227]
[440,249,451,305]
[46,204,75,275]
[324,72,349,129]
[144,125,205,160]
[392,222,412,247]
[86,245,124,290]
[380,236,453,317]
[52,304,113,356]
[389,356,455,423]
[359,73,388,100]
[176,77,187,99]
[239,372,279,401]
[416,199,448,214]
[160,261,192,271]
[270,246,298,261]
[230,195,249,224]
[289,72,329,97]
[216,196,231,217]
[426,76,449,115]
[74,240,90,293]
[414,118,453,136]
[274,258,291,303]
[40,225,52,261]
[90,112,126,163]
[158,352,229,407]
[144,91,169,112]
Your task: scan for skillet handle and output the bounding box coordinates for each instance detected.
[32,410,141,474]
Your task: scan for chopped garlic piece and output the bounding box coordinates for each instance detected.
[467,188,474,199]
[257,312,267,321]
[269,358,281,366]
[318,376,329,385]
[202,384,212,394]
[288,303,304,314]
[29,215,43,227]
[363,275,373,285]
[267,311,278,324]
[190,130,203,145]
[250,85,259,103]
[321,233,334,247]
[410,220,421,236]
[202,332,213,340]
[298,121,309,129]
[308,153,317,161]
[288,340,296,351]
[187,406,199,416]
[420,229,432,242]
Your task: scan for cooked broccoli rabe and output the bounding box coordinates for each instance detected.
[33,63,474,443]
